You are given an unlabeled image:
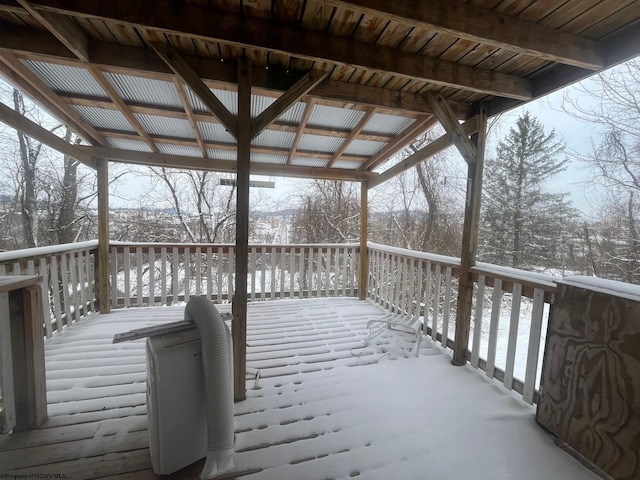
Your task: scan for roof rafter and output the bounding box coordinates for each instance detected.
[173,78,208,159]
[0,22,471,118]
[327,108,376,168]
[251,70,327,139]
[149,41,238,138]
[19,0,532,100]
[326,0,603,70]
[0,52,107,145]
[287,99,315,166]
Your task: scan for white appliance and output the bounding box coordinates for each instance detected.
[146,327,208,475]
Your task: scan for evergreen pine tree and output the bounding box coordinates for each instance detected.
[479,112,576,270]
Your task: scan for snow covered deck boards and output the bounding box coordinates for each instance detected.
[0,298,599,479]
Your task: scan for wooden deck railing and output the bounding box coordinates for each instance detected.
[0,241,98,337]
[109,242,359,308]
[1,240,559,404]
[366,242,558,405]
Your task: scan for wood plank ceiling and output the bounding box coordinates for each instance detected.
[0,0,638,181]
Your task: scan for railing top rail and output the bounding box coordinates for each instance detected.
[472,263,558,291]
[110,241,361,249]
[367,242,461,268]
[0,240,98,264]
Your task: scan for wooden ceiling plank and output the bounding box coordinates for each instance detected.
[16,0,89,62]
[0,100,96,168]
[327,107,376,168]
[0,52,107,145]
[326,0,604,70]
[424,91,476,165]
[369,115,479,188]
[21,0,532,100]
[87,64,159,153]
[0,23,471,117]
[79,145,376,182]
[251,70,327,139]
[149,41,238,138]
[361,115,437,171]
[287,98,315,165]
[173,78,208,158]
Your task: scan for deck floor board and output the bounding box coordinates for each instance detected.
[0,297,600,479]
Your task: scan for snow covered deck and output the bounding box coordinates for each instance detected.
[0,297,600,479]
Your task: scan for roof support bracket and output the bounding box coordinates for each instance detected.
[424,92,476,165]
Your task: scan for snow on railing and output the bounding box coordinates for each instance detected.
[366,242,559,405]
[0,241,99,337]
[109,242,359,308]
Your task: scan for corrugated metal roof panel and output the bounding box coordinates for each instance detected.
[106,137,153,152]
[184,85,209,114]
[104,73,183,109]
[135,114,195,139]
[298,134,342,153]
[308,105,365,130]
[210,89,238,115]
[251,130,294,149]
[207,148,237,161]
[198,121,236,143]
[157,144,202,157]
[332,160,361,170]
[251,153,287,165]
[22,60,106,98]
[363,113,416,135]
[278,101,306,123]
[252,95,277,118]
[72,105,134,132]
[291,157,328,168]
[343,139,386,156]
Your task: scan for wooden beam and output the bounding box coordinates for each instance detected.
[452,103,487,366]
[326,0,603,70]
[96,157,110,315]
[287,99,314,166]
[22,0,533,100]
[358,181,369,301]
[234,57,251,402]
[0,100,96,168]
[87,65,159,153]
[149,41,238,138]
[251,70,327,139]
[369,116,478,189]
[0,23,471,118]
[362,115,437,171]
[16,0,89,62]
[173,79,208,158]
[424,92,476,165]
[327,108,375,168]
[79,145,377,181]
[0,53,106,145]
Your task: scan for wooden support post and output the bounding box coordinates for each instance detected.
[96,158,110,314]
[359,181,369,300]
[452,103,487,366]
[233,57,251,402]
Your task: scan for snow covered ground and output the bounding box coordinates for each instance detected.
[3,297,600,479]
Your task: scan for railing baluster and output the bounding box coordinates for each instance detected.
[69,253,79,321]
[407,258,415,317]
[308,247,314,297]
[148,247,155,306]
[206,247,213,301]
[316,248,323,298]
[77,252,87,315]
[228,248,234,301]
[289,247,295,296]
[172,247,179,305]
[217,247,223,302]
[160,247,167,306]
[250,247,256,301]
[184,247,191,303]
[86,250,94,313]
[441,266,453,347]
[471,274,486,368]
[341,247,348,297]
[111,248,118,309]
[423,261,432,331]
[261,247,267,300]
[270,247,276,300]
[432,264,441,343]
[485,278,502,379]
[60,254,71,326]
[279,247,286,297]
[504,282,522,391]
[195,247,202,297]
[123,247,131,308]
[523,288,545,404]
[325,248,331,298]
[39,257,52,338]
[415,260,423,320]
[50,256,62,332]
[136,247,143,307]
